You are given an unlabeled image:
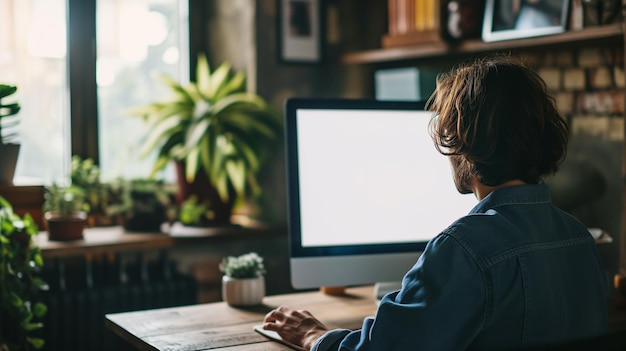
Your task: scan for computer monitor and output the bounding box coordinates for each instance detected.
[284,98,478,293]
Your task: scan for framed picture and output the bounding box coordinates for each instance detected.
[277,0,323,63]
[482,0,570,42]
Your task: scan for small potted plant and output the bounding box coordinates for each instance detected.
[70,155,114,227]
[43,184,89,241]
[107,178,177,232]
[219,252,266,306]
[0,195,47,350]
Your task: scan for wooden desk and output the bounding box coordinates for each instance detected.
[105,286,377,351]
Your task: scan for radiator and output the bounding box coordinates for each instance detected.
[39,252,197,351]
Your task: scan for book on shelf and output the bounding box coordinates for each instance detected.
[384,0,443,48]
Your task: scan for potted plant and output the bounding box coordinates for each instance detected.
[70,155,115,226]
[0,195,47,350]
[42,185,89,241]
[0,84,22,185]
[128,54,282,225]
[107,178,177,232]
[219,252,266,306]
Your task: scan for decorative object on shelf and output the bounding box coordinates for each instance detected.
[443,0,484,41]
[277,0,324,63]
[220,252,266,306]
[0,195,47,350]
[482,0,570,42]
[0,84,22,185]
[582,0,623,26]
[43,184,89,241]
[128,54,281,226]
[383,0,443,47]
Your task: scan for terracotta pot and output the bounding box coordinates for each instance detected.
[44,211,87,241]
[222,275,265,306]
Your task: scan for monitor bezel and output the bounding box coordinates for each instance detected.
[285,98,429,259]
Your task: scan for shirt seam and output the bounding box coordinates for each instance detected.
[442,233,492,330]
[481,236,592,269]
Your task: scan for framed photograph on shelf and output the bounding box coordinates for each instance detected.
[482,0,570,42]
[277,0,323,63]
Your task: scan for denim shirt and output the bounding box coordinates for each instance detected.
[312,184,608,351]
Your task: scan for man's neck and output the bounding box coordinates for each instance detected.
[472,179,526,200]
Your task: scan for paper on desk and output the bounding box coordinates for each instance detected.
[254,325,308,351]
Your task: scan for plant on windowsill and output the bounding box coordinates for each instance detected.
[106,178,177,233]
[70,155,114,227]
[0,84,22,185]
[0,195,47,350]
[128,53,282,226]
[168,195,216,235]
[219,252,266,306]
[42,184,90,241]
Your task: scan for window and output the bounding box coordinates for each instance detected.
[96,0,189,181]
[1,0,68,185]
[1,0,189,185]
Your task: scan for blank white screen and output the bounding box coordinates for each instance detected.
[296,109,477,247]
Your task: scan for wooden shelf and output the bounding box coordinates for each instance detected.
[341,24,624,64]
[35,226,174,259]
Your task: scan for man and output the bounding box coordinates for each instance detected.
[262,56,609,350]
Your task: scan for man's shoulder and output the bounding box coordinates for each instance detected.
[438,205,593,268]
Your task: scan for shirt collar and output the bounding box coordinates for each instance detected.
[469,184,552,214]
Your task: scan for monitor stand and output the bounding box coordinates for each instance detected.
[374,281,402,300]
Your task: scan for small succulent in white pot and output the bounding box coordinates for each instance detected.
[219,252,266,306]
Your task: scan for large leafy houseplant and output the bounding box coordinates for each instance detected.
[0,84,22,185]
[129,54,281,224]
[0,196,47,350]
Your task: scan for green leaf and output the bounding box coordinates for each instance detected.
[138,115,183,158]
[9,292,22,307]
[1,102,21,116]
[24,322,43,331]
[184,118,212,154]
[225,159,246,198]
[205,63,232,100]
[27,337,45,349]
[200,133,212,180]
[149,157,171,177]
[185,148,200,183]
[0,84,18,99]
[212,93,266,117]
[214,171,229,202]
[230,136,260,171]
[155,73,193,103]
[196,54,211,95]
[214,71,246,101]
[33,302,47,318]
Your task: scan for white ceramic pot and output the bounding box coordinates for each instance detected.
[222,275,265,306]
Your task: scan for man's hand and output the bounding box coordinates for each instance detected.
[263,306,330,350]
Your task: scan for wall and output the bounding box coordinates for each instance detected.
[536,47,624,278]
